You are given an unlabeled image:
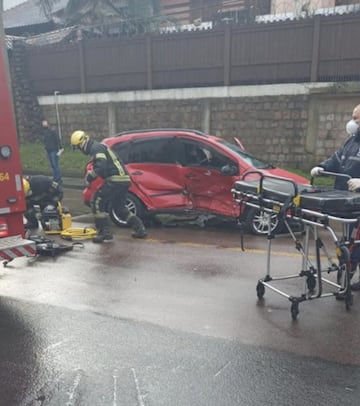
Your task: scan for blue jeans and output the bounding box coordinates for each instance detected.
[47,150,62,183]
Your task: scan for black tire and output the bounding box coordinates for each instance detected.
[291,302,299,321]
[307,274,316,293]
[256,282,265,299]
[109,193,146,228]
[245,207,281,236]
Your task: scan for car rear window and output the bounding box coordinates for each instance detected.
[128,137,176,164]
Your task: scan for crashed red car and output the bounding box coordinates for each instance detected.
[83,129,309,235]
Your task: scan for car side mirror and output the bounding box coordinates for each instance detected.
[221,164,238,176]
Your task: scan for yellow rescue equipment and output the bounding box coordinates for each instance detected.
[42,201,72,235]
[42,202,97,240]
[60,227,97,241]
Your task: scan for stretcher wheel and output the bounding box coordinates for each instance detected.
[256,282,265,299]
[290,302,299,320]
[306,274,316,292]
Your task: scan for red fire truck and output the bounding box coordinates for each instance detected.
[0,14,36,265]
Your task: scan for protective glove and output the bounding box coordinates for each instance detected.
[310,166,324,177]
[85,172,96,184]
[348,178,360,192]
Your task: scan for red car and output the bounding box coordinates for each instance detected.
[83,129,309,235]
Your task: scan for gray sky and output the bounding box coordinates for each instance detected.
[4,0,27,10]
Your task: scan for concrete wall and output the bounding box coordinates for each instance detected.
[9,42,43,141]
[38,82,360,171]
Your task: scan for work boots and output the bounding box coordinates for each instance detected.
[93,216,113,243]
[128,216,147,239]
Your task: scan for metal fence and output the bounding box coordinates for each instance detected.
[25,13,360,95]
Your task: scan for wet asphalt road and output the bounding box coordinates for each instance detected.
[0,185,360,405]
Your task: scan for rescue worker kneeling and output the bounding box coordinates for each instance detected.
[70,130,147,243]
[23,175,63,230]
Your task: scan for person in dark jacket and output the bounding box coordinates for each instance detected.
[42,120,63,184]
[311,103,360,290]
[23,175,63,230]
[70,130,147,243]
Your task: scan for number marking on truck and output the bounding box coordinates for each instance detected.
[0,172,10,182]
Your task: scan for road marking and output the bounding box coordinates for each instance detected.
[116,235,334,260]
[43,339,70,352]
[131,368,145,406]
[113,369,118,406]
[214,360,231,377]
[66,369,82,406]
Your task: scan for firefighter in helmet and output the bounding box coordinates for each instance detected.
[22,175,63,230]
[70,130,147,243]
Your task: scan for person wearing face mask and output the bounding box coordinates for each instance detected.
[310,104,360,191]
[310,104,360,291]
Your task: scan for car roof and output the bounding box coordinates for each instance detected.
[104,128,222,144]
[116,128,208,137]
[100,128,309,184]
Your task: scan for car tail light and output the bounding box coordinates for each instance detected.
[0,218,9,237]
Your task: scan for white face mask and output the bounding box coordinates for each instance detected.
[346,119,359,136]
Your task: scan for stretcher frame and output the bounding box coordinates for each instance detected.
[232,171,359,320]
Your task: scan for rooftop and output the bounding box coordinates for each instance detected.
[3,0,68,29]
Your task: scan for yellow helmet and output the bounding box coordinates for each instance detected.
[70,130,89,148]
[22,178,30,195]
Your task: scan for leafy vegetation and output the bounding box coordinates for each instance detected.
[37,0,174,36]
[20,142,88,177]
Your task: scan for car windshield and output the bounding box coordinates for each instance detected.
[217,139,274,169]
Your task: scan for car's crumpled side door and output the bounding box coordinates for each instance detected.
[125,137,191,210]
[176,138,240,217]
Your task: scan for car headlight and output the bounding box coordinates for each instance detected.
[0,145,12,159]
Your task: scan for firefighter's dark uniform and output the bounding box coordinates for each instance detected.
[24,175,63,229]
[84,139,147,242]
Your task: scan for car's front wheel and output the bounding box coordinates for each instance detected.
[109,193,146,227]
[245,207,281,235]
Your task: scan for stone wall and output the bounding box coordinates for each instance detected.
[9,42,43,141]
[37,83,360,171]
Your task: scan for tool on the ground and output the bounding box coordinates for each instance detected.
[60,227,97,241]
[40,202,97,240]
[29,235,84,257]
[41,202,72,235]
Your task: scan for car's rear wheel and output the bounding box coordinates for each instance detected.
[109,193,146,227]
[245,207,281,235]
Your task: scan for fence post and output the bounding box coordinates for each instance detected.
[77,29,87,93]
[310,15,321,83]
[146,35,153,90]
[202,100,211,134]
[223,25,231,86]
[108,102,117,137]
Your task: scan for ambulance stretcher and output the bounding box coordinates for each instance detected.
[232,171,360,320]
